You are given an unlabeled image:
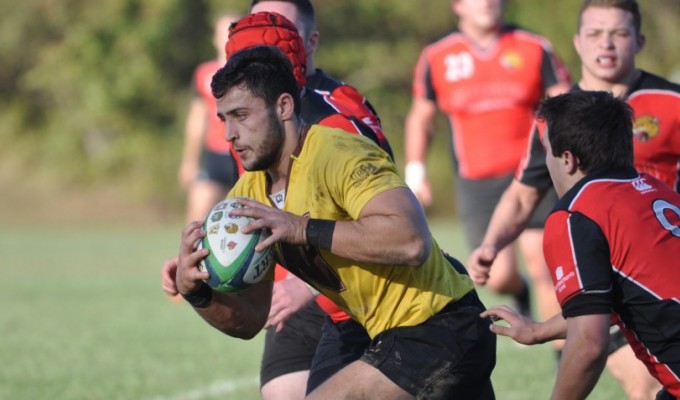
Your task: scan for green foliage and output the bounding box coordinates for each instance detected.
[1,0,679,218]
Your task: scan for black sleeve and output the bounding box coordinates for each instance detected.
[516,123,553,191]
[561,212,614,318]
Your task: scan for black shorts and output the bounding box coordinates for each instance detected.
[259,301,326,387]
[307,317,372,394]
[196,148,239,187]
[361,291,497,399]
[456,173,559,249]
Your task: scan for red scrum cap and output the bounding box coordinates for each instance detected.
[226,11,307,87]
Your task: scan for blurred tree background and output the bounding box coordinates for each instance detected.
[2,0,679,224]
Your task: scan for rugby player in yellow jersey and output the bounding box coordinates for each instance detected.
[174,45,497,400]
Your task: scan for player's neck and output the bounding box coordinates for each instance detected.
[267,121,304,192]
[579,69,640,97]
[459,22,501,50]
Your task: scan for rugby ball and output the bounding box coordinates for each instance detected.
[198,197,274,293]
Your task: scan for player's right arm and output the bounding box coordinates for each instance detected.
[404,96,438,207]
[481,305,568,344]
[176,221,272,340]
[467,179,546,285]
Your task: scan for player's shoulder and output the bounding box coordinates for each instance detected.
[630,70,680,97]
[501,25,557,51]
[306,69,345,93]
[305,124,376,156]
[300,88,339,125]
[421,29,468,55]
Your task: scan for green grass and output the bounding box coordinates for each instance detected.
[1,219,624,399]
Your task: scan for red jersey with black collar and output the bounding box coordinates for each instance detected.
[543,167,680,396]
[194,60,231,154]
[412,26,570,179]
[517,71,680,192]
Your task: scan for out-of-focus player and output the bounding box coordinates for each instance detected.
[178,13,241,223]
[404,0,571,327]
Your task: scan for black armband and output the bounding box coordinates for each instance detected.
[306,219,335,250]
[181,282,213,308]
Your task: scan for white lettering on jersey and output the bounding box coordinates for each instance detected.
[444,52,474,82]
[653,199,680,238]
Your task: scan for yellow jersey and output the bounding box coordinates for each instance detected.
[229,125,474,338]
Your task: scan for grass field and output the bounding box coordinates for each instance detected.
[1,218,626,399]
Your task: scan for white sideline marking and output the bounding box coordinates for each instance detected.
[147,376,259,400]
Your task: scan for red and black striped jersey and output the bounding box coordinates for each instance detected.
[412,25,570,179]
[307,69,392,159]
[543,167,680,397]
[517,71,680,193]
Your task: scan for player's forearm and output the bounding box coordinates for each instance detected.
[404,99,436,164]
[481,180,544,251]
[532,313,568,343]
[551,334,608,399]
[194,284,271,340]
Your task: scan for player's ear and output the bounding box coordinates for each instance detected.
[305,29,319,58]
[563,151,579,175]
[572,33,581,57]
[635,33,646,54]
[276,93,295,121]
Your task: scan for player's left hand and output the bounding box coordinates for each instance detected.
[232,197,307,251]
[265,274,316,332]
[480,305,540,345]
[161,256,180,296]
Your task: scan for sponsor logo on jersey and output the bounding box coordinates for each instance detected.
[633,115,659,143]
[632,177,654,193]
[351,162,379,188]
[500,51,523,70]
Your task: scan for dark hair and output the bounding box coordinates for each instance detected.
[211,45,301,116]
[577,0,642,35]
[250,0,316,39]
[537,91,634,173]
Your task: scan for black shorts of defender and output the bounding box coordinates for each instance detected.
[196,149,239,187]
[456,173,558,249]
[361,290,497,399]
[260,301,326,387]
[307,316,372,394]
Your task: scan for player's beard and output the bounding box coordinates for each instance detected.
[248,107,285,171]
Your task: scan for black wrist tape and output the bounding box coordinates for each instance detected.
[181,282,213,308]
[306,219,335,250]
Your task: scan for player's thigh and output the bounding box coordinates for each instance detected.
[186,181,228,221]
[187,150,239,221]
[606,338,661,400]
[307,359,413,400]
[260,302,325,388]
[517,228,549,278]
[307,317,371,394]
[199,149,240,188]
[358,292,496,399]
[261,370,309,400]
